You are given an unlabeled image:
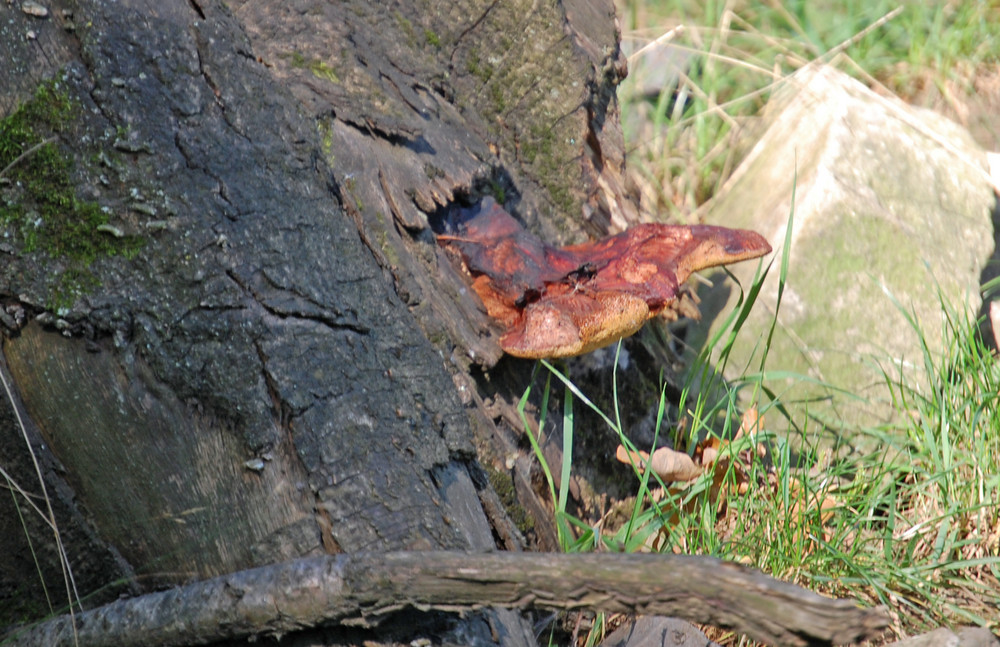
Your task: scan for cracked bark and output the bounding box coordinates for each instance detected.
[1,0,641,644]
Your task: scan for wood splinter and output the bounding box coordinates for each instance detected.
[438,199,772,358]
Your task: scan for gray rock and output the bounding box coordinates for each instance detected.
[884,626,999,647]
[690,65,996,437]
[599,617,721,647]
[888,627,961,647]
[958,627,1000,647]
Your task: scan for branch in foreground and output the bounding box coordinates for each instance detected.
[4,551,888,647]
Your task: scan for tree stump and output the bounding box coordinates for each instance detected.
[0,0,635,641]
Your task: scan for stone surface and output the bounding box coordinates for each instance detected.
[885,626,1000,647]
[600,617,720,647]
[957,627,1000,647]
[690,64,997,437]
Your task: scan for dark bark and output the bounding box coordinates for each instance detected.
[3,0,484,568]
[1,0,635,640]
[230,0,637,367]
[5,551,889,647]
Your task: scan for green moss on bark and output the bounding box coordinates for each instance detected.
[0,79,145,308]
[486,465,534,535]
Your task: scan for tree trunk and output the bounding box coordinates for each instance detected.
[1,0,634,641]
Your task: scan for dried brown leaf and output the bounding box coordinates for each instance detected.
[648,446,702,482]
[615,444,703,482]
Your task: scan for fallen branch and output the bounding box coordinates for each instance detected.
[4,551,888,647]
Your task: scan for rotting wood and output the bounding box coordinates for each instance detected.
[5,551,888,647]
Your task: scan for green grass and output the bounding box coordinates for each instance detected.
[619,0,1000,219]
[519,2,1000,629]
[520,241,1000,643]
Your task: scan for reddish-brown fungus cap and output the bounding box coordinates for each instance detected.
[438,199,772,359]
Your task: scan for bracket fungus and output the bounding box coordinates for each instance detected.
[438,199,772,359]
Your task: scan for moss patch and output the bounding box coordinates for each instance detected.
[393,11,417,48]
[317,118,335,161]
[466,50,492,83]
[308,60,340,84]
[286,51,341,84]
[423,28,441,49]
[0,80,145,307]
[486,465,534,535]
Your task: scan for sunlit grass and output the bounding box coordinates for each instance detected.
[521,256,1000,642]
[522,17,1000,629]
[619,0,1000,219]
